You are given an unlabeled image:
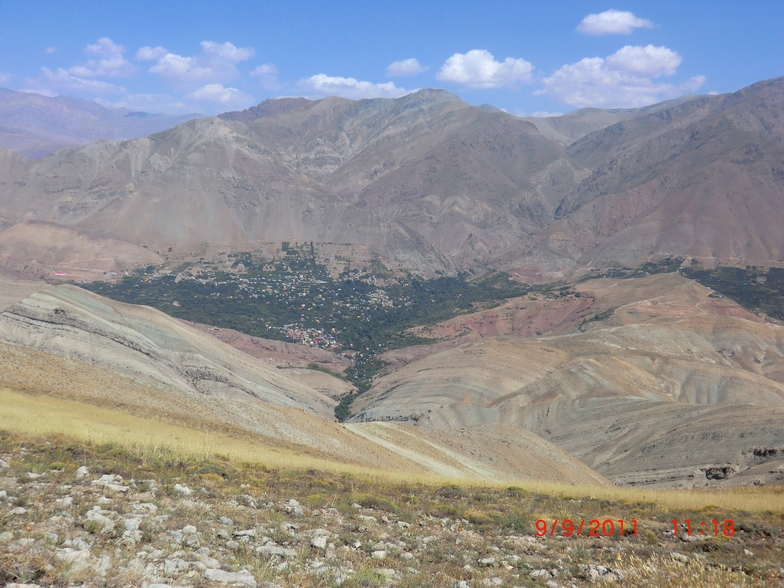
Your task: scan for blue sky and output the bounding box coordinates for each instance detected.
[0,0,781,115]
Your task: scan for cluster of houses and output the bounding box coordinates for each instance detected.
[280,326,341,349]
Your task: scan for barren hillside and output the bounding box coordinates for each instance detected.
[354,274,784,487]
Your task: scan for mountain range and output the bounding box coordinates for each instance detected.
[0,77,782,278]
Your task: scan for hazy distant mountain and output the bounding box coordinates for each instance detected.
[0,77,782,275]
[0,88,201,158]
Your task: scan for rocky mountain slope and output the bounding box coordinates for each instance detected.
[0,77,782,275]
[521,77,784,270]
[0,88,200,158]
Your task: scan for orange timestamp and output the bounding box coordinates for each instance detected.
[672,519,735,537]
[535,518,636,538]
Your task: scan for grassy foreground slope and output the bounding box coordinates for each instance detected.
[0,427,782,587]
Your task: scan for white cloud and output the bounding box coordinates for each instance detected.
[250,63,280,89]
[185,83,255,111]
[45,46,57,54]
[0,72,11,85]
[299,74,410,99]
[93,93,193,114]
[68,37,134,78]
[539,45,704,108]
[136,45,168,61]
[577,9,654,35]
[141,41,255,86]
[386,58,427,77]
[528,111,564,118]
[436,49,533,89]
[605,45,681,76]
[25,67,125,95]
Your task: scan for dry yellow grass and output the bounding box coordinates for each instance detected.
[2,387,782,514]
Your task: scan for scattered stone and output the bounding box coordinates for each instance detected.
[259,545,298,558]
[311,535,327,549]
[531,569,551,579]
[174,483,193,496]
[482,578,503,587]
[453,582,470,588]
[0,490,6,499]
[84,507,115,533]
[74,466,89,478]
[26,472,42,479]
[478,557,495,566]
[0,531,13,542]
[744,548,754,556]
[92,474,127,492]
[0,459,8,468]
[55,547,91,571]
[9,507,26,516]
[55,496,74,507]
[219,516,234,526]
[203,568,258,587]
[284,498,304,517]
[371,550,387,559]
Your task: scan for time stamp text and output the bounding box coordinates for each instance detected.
[535,519,736,538]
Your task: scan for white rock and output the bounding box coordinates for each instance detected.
[174,483,193,496]
[258,545,297,558]
[26,472,42,479]
[311,536,327,549]
[0,531,13,542]
[75,466,89,478]
[7,584,42,588]
[0,490,6,499]
[55,548,91,571]
[9,507,26,515]
[203,568,258,587]
[182,524,197,534]
[482,578,503,587]
[0,459,8,468]
[478,557,495,566]
[55,496,74,507]
[530,569,551,578]
[84,509,115,533]
[92,474,127,492]
[371,550,387,559]
[453,582,470,588]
